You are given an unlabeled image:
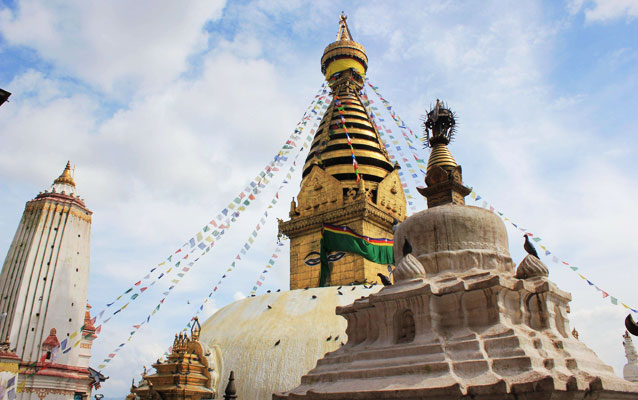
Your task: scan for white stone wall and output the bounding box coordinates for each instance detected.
[0,195,92,371]
[0,198,91,367]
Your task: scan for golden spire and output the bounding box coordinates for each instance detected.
[53,161,76,187]
[418,100,471,207]
[423,100,457,172]
[336,12,353,41]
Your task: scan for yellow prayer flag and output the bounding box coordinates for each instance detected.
[73,340,81,348]
[69,331,78,340]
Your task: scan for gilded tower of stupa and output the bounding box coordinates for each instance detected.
[280,13,406,290]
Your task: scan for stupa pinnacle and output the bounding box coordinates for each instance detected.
[280,13,406,290]
[53,161,76,187]
[417,100,471,207]
[304,12,393,190]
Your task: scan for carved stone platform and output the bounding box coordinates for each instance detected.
[274,205,638,399]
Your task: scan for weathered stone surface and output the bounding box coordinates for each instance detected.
[393,253,425,282]
[515,254,549,279]
[624,332,638,383]
[275,203,638,399]
[393,204,515,277]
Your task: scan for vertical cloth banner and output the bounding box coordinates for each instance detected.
[320,224,394,287]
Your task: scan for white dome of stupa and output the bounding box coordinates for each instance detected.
[199,285,381,399]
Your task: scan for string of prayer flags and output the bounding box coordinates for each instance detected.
[360,89,422,214]
[334,95,361,182]
[249,241,287,295]
[187,120,319,322]
[361,82,638,315]
[365,80,424,148]
[87,83,330,338]
[96,85,328,370]
[467,189,638,314]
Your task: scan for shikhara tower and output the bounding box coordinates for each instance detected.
[279,13,407,289]
[0,162,97,399]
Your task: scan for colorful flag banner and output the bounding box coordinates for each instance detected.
[360,88,423,214]
[363,79,636,315]
[320,224,394,287]
[334,95,361,182]
[80,82,330,345]
[95,84,328,370]
[249,241,287,296]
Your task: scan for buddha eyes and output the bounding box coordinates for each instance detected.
[304,251,346,266]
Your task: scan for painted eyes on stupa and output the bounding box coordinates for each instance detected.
[304,251,346,266]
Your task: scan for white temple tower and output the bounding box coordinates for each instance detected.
[0,162,97,399]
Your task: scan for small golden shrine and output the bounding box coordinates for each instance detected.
[131,318,216,400]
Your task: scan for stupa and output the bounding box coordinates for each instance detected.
[623,331,638,383]
[274,101,638,399]
[195,13,403,398]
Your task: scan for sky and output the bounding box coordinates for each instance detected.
[1,0,638,397]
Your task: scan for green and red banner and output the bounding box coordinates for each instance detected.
[320,224,394,286]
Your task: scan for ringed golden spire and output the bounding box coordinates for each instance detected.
[53,161,76,187]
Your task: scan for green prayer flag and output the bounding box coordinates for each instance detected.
[320,224,394,287]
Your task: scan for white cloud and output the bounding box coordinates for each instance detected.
[0,0,227,94]
[2,0,638,397]
[568,0,638,21]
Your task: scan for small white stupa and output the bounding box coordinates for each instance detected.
[624,331,638,383]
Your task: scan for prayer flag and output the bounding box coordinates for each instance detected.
[320,224,393,287]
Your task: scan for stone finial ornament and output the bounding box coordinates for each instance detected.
[224,370,237,400]
[571,328,579,340]
[515,254,549,279]
[624,331,638,382]
[393,253,425,282]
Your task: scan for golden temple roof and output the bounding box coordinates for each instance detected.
[53,161,76,187]
[132,318,216,400]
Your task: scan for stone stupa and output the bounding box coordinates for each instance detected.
[623,331,638,383]
[274,101,638,399]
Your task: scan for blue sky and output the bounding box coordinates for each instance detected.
[1,0,638,397]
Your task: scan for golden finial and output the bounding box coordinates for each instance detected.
[321,13,367,81]
[337,12,353,41]
[423,100,458,172]
[571,328,579,340]
[53,161,76,187]
[191,317,201,340]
